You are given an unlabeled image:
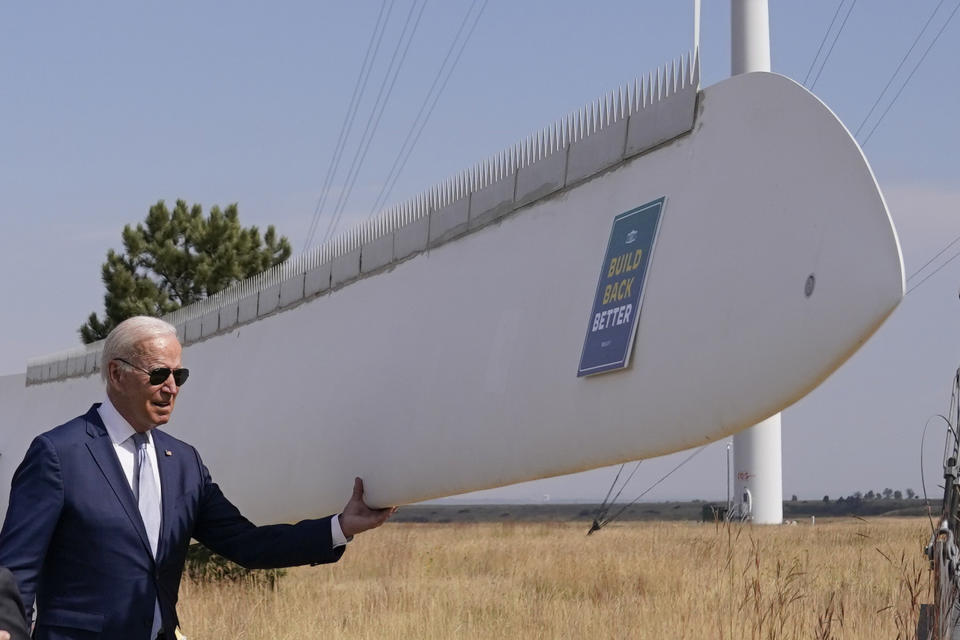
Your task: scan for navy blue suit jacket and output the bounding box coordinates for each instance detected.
[0,405,345,640]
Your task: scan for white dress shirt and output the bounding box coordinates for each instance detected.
[98,398,162,504]
[98,398,164,638]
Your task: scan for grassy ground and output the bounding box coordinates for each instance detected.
[178,517,933,639]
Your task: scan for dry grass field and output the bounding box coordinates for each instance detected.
[178,517,933,639]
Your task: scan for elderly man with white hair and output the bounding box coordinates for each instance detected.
[0,316,393,640]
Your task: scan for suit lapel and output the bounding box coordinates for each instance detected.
[153,429,177,561]
[83,406,154,559]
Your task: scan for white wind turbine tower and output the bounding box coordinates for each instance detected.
[729,0,783,525]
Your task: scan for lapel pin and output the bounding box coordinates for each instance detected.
[165,450,173,456]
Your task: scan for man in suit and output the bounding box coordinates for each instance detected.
[0,316,394,640]
[0,566,29,640]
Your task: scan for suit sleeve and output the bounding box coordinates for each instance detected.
[190,452,345,569]
[0,436,64,623]
[0,567,30,640]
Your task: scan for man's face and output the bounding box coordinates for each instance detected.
[109,335,183,432]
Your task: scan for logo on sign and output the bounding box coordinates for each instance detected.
[626,229,638,244]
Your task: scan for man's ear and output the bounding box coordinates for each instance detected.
[106,360,124,388]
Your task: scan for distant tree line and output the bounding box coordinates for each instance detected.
[789,488,917,503]
[782,488,931,518]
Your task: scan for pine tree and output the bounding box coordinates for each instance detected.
[80,200,290,343]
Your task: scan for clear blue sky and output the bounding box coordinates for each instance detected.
[2,1,959,503]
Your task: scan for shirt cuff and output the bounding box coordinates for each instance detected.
[331,514,351,548]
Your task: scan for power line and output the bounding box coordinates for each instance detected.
[853,0,948,140]
[907,230,960,284]
[367,0,488,219]
[320,0,428,245]
[907,246,960,297]
[322,0,426,244]
[842,1,960,295]
[809,0,858,91]
[372,0,488,216]
[302,0,394,252]
[895,208,960,296]
[365,0,482,219]
[303,1,392,251]
[802,0,845,87]
[861,0,960,147]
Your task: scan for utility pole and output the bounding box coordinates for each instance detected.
[730,0,784,525]
[726,441,732,516]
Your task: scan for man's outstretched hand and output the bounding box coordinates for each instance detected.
[339,477,395,538]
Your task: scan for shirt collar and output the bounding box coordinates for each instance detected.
[98,396,153,447]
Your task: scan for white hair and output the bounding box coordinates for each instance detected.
[101,316,179,382]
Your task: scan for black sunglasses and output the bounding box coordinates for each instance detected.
[114,358,190,386]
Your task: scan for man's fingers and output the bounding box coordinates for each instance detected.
[0,630,10,640]
[352,477,364,500]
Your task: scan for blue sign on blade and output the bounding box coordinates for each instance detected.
[578,198,664,377]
